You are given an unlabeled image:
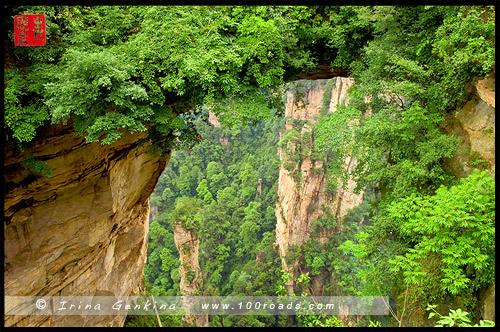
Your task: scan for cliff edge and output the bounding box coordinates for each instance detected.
[4,123,168,327]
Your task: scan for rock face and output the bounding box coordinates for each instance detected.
[173,224,208,327]
[149,200,159,222]
[274,78,364,294]
[445,72,495,178]
[456,74,495,323]
[4,123,168,327]
[480,283,495,321]
[475,74,495,108]
[208,111,222,127]
[402,72,495,326]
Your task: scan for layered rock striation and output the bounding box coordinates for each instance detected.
[275,78,364,294]
[4,123,168,327]
[173,224,208,327]
[445,72,496,177]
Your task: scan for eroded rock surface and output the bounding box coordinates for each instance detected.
[4,124,168,327]
[275,78,364,294]
[445,72,495,178]
[173,224,208,327]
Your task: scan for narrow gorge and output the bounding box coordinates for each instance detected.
[5,73,495,327]
[4,5,495,328]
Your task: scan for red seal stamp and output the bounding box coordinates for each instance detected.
[14,14,46,46]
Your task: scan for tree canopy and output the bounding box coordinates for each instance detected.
[4,5,495,328]
[4,5,374,153]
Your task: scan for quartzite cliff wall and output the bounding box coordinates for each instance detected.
[439,73,495,325]
[275,78,364,295]
[4,123,168,327]
[276,74,495,324]
[445,73,495,178]
[173,224,208,327]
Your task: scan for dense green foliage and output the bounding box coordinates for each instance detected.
[276,271,344,327]
[4,5,374,152]
[315,6,494,199]
[313,5,495,326]
[426,304,495,327]
[389,170,495,298]
[4,4,495,328]
[126,117,285,327]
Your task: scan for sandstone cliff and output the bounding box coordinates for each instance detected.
[172,224,208,327]
[4,123,168,327]
[445,73,495,177]
[396,72,496,326]
[446,73,495,324]
[275,78,364,294]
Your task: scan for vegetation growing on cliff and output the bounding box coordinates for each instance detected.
[126,118,285,327]
[4,4,494,328]
[313,5,495,326]
[4,5,372,152]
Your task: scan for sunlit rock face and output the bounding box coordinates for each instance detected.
[445,73,495,177]
[275,78,364,295]
[173,224,208,327]
[4,123,168,327]
[445,72,495,178]
[443,72,495,326]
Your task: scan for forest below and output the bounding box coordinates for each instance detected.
[4,5,495,328]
